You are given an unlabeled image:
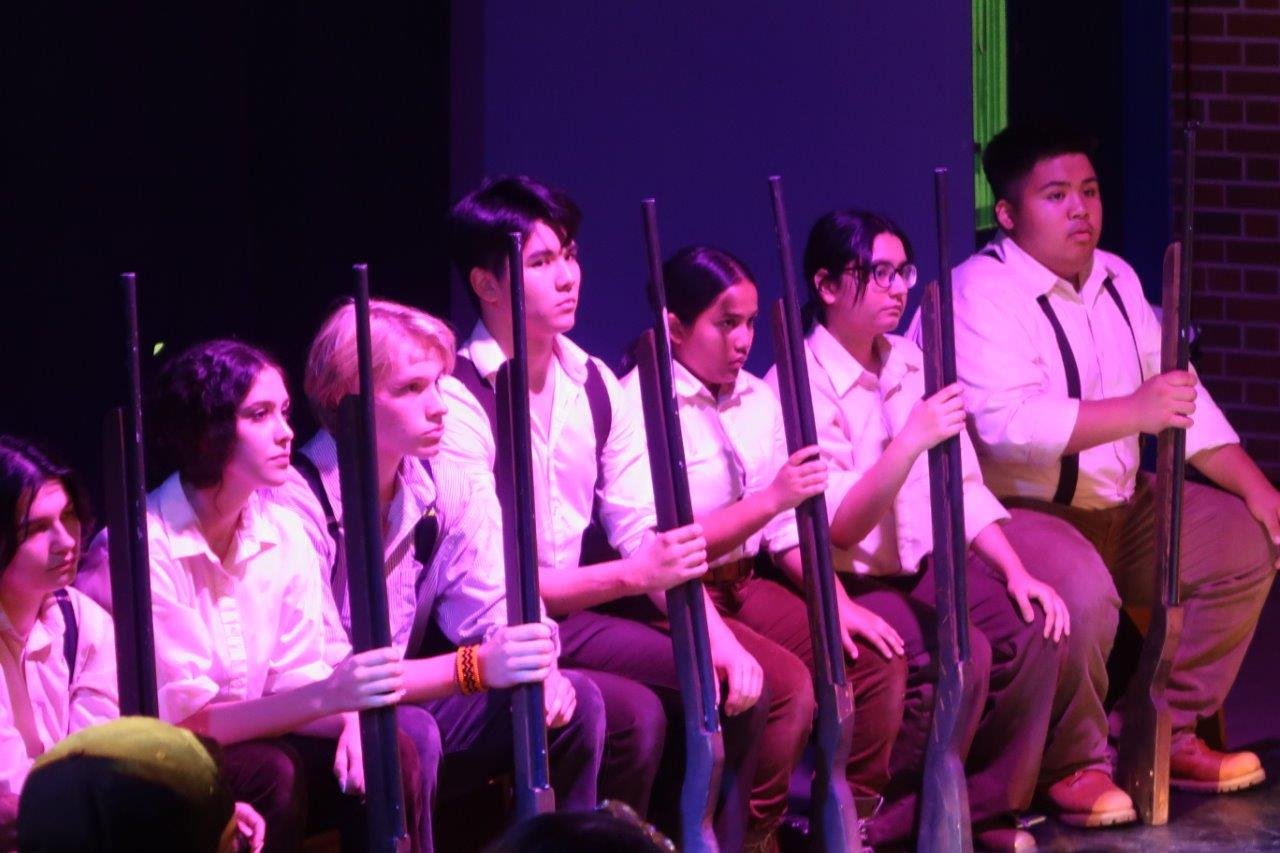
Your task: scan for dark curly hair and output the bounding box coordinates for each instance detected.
[151,340,283,488]
[0,435,91,572]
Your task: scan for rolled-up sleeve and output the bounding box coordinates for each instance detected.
[149,549,222,725]
[597,367,659,558]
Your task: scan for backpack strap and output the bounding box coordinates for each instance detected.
[54,589,77,685]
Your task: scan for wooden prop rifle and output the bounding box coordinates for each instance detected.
[493,232,557,820]
[636,198,724,853]
[333,264,407,851]
[918,168,981,852]
[765,176,861,851]
[1116,123,1197,826]
[103,271,160,717]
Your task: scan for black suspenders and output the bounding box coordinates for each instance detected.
[981,247,1143,505]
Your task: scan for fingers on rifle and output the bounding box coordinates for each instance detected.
[790,445,822,465]
[504,622,552,642]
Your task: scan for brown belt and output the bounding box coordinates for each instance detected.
[702,557,754,585]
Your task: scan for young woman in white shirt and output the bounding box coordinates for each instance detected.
[137,339,424,853]
[786,209,1076,847]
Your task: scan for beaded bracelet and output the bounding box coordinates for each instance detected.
[456,645,484,695]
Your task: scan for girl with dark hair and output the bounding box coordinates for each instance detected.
[79,339,424,853]
[619,245,908,852]
[0,437,117,820]
[768,209,1074,848]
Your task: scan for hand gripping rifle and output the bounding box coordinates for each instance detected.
[919,168,982,852]
[636,199,724,853]
[103,271,160,717]
[493,233,557,820]
[1116,123,1197,826]
[333,264,407,851]
[766,176,861,852]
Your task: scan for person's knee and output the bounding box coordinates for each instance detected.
[771,653,818,749]
[249,742,308,819]
[397,704,443,785]
[561,670,608,752]
[969,629,994,683]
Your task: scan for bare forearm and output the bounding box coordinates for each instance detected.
[971,523,1026,582]
[401,654,463,703]
[1064,398,1139,455]
[830,437,918,550]
[540,560,637,616]
[181,681,338,744]
[1191,443,1273,502]
[697,491,780,560]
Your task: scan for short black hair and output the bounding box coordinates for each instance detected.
[151,339,284,488]
[447,175,583,311]
[982,123,1098,203]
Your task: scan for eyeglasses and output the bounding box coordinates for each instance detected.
[842,261,919,292]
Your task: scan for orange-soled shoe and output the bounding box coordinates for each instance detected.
[1170,734,1266,794]
[1041,769,1137,828]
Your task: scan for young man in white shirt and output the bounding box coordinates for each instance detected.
[440,176,812,851]
[269,299,609,848]
[944,123,1279,826]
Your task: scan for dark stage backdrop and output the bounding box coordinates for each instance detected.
[461,1,976,375]
[4,3,452,494]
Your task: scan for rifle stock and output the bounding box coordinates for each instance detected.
[919,168,979,852]
[493,233,556,820]
[333,264,407,851]
[104,271,159,718]
[1117,126,1196,823]
[766,176,860,852]
[637,199,723,853]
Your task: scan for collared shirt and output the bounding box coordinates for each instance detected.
[924,232,1237,509]
[268,430,509,657]
[0,588,118,794]
[766,325,1008,576]
[619,360,800,563]
[134,474,341,725]
[438,321,656,573]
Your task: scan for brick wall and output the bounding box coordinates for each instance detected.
[1172,0,1280,481]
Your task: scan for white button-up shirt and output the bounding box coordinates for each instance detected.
[929,233,1237,509]
[135,474,342,725]
[0,588,118,794]
[268,430,509,656]
[619,360,800,564]
[438,321,656,572]
[767,325,1008,576]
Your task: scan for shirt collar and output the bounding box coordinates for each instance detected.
[989,231,1113,302]
[0,594,59,654]
[153,473,279,569]
[462,321,590,386]
[672,358,754,409]
[806,323,904,397]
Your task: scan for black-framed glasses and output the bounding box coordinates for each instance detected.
[843,261,919,291]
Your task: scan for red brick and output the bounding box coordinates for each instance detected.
[1200,321,1244,349]
[1244,41,1280,64]
[1246,158,1280,181]
[1245,214,1280,237]
[1196,237,1228,262]
[1207,266,1244,290]
[1223,296,1280,323]
[1225,128,1280,152]
[1197,350,1227,374]
[1194,40,1246,64]
[1226,12,1280,37]
[1198,126,1227,150]
[1195,183,1226,206]
[1196,155,1244,180]
[1226,184,1280,208]
[1227,240,1280,264]
[1197,211,1243,235]
[1243,0,1280,9]
[1245,325,1280,349]
[1244,268,1279,293]
[1246,382,1280,407]
[1246,100,1280,125]
[1225,353,1280,378]
[1208,379,1247,407]
[1226,407,1280,434]
[1174,99,1209,122]
[1194,294,1227,319]
[1226,70,1280,95]
[1174,11,1227,35]
[1208,99,1245,123]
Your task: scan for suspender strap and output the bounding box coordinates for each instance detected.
[294,453,342,586]
[1101,277,1146,382]
[1036,295,1082,505]
[406,460,446,659]
[54,589,77,684]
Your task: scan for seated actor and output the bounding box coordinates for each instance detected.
[268,298,607,850]
[936,122,1279,828]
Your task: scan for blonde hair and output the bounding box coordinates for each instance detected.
[306,298,456,431]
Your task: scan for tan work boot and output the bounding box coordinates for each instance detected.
[1170,734,1266,794]
[1041,769,1136,828]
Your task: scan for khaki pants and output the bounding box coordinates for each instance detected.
[1001,474,1276,783]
